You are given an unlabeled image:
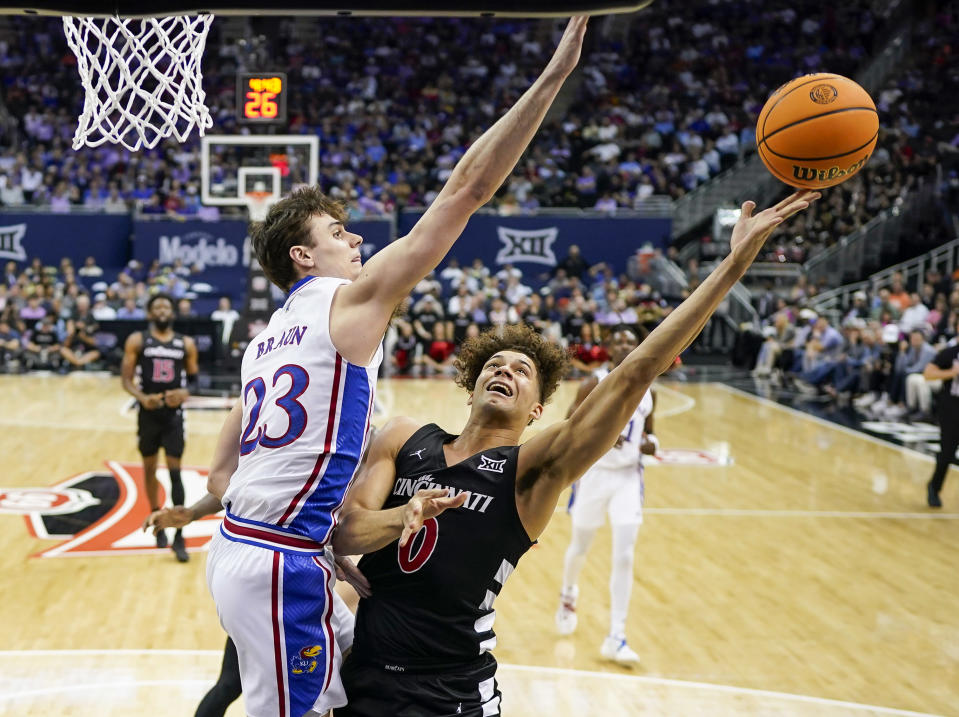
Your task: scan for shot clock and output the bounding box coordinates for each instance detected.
[237,72,288,124]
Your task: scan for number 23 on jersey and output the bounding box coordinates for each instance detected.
[240,364,310,455]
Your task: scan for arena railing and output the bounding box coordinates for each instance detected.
[811,236,959,319]
[804,178,938,289]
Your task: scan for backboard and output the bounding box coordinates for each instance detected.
[200,134,319,219]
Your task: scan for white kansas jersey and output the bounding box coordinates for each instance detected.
[223,275,382,545]
[591,366,653,471]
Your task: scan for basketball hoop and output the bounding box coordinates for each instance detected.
[62,14,215,152]
[245,191,275,222]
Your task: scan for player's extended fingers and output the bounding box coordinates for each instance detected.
[740,200,756,219]
[437,492,469,510]
[142,511,160,530]
[774,190,820,217]
[413,488,449,501]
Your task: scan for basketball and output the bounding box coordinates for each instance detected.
[756,73,879,189]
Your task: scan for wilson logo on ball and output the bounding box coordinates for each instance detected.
[792,154,869,184]
[809,84,838,104]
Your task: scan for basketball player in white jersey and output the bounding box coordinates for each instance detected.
[556,325,655,664]
[204,18,588,717]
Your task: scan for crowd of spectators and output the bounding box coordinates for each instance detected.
[381,246,676,378]
[0,0,911,227]
[0,254,239,372]
[746,268,959,422]
[0,244,679,378]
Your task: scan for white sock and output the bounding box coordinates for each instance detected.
[562,525,597,595]
[609,522,639,638]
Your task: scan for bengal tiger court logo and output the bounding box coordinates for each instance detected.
[809,84,838,104]
[291,645,323,675]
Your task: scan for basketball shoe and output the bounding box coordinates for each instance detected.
[156,529,168,549]
[600,635,640,665]
[172,531,189,563]
[555,586,578,635]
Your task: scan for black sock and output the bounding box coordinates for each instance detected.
[169,468,185,506]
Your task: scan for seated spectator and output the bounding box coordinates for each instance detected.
[899,292,930,334]
[19,293,46,323]
[887,273,910,314]
[867,328,936,420]
[503,274,532,305]
[488,296,519,328]
[391,321,418,376]
[23,312,61,371]
[418,322,457,376]
[211,296,239,346]
[0,318,22,371]
[826,325,881,400]
[569,323,609,374]
[412,294,444,345]
[557,244,589,280]
[60,312,100,370]
[116,297,146,320]
[752,311,796,378]
[177,297,196,318]
[800,317,845,382]
[842,291,870,325]
[91,293,116,320]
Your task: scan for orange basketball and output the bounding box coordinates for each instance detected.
[756,73,879,189]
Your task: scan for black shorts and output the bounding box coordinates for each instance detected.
[137,409,184,458]
[337,653,501,717]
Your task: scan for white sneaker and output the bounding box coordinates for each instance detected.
[853,392,877,409]
[600,635,640,665]
[882,404,907,421]
[555,586,578,635]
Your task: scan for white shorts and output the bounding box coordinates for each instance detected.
[207,513,351,717]
[569,464,644,529]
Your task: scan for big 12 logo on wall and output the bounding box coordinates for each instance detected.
[9,462,221,558]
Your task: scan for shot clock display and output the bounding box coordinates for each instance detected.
[237,72,288,124]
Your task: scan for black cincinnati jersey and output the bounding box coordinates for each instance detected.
[352,424,535,671]
[137,332,187,412]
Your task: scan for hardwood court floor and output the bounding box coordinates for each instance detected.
[0,374,956,716]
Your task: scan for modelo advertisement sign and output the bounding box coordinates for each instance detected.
[0,212,131,271]
[398,210,672,276]
[132,217,395,302]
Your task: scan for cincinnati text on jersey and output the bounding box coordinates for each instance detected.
[392,475,494,513]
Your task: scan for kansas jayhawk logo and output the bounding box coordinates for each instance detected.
[290,645,323,674]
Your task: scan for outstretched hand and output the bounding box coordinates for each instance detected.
[545,17,588,79]
[399,489,469,547]
[730,190,821,262]
[142,506,193,534]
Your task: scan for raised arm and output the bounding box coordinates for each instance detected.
[330,18,588,364]
[515,190,820,538]
[333,417,467,555]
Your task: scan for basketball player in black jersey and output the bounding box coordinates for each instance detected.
[332,190,820,716]
[121,293,199,561]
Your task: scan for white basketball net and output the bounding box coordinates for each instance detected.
[62,15,215,153]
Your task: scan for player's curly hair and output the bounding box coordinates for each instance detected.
[249,185,348,291]
[453,323,570,404]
